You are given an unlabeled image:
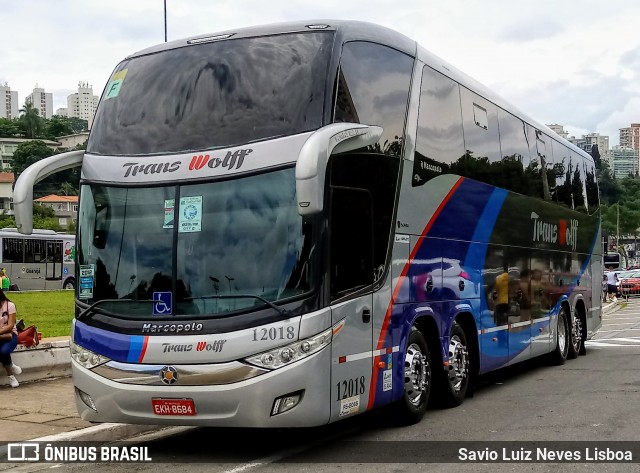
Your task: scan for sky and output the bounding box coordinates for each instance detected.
[1,0,639,146]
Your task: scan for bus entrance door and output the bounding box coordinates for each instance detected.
[328,187,374,422]
[45,240,63,284]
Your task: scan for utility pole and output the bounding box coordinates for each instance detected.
[164,0,167,42]
[617,203,620,251]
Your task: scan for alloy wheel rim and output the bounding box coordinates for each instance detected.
[448,335,469,392]
[404,343,428,406]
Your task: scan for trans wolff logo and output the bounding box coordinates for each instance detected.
[196,340,227,352]
[530,212,578,250]
[189,148,252,171]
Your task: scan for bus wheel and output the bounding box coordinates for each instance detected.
[551,306,569,365]
[63,279,76,290]
[567,312,583,359]
[393,327,431,424]
[438,322,469,407]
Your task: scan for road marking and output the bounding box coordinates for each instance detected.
[586,341,640,347]
[597,328,640,334]
[601,322,640,327]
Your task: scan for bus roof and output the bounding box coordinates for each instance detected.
[0,228,74,237]
[127,20,416,60]
[123,20,591,163]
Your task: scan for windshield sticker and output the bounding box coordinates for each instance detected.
[152,291,173,316]
[105,69,128,100]
[79,264,95,300]
[63,241,75,262]
[163,199,175,229]
[179,196,202,233]
[382,369,393,392]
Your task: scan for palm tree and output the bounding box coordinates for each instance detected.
[59,182,78,196]
[19,102,43,138]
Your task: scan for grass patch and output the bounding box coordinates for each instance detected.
[8,291,75,338]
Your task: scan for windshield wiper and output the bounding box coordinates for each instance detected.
[76,298,154,320]
[196,293,288,316]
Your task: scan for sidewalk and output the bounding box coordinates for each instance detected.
[1,338,167,443]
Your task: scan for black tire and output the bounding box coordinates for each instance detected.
[63,278,76,290]
[391,327,431,425]
[551,306,569,365]
[567,311,583,360]
[434,321,470,407]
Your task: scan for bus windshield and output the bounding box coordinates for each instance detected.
[87,32,333,156]
[77,168,317,318]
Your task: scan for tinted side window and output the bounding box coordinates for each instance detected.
[334,42,413,156]
[2,238,24,263]
[585,159,599,212]
[24,239,45,263]
[414,66,465,185]
[497,109,531,194]
[457,87,501,185]
[534,130,554,202]
[572,152,588,213]
[552,140,572,208]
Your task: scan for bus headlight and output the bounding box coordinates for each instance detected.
[70,341,110,369]
[244,327,332,370]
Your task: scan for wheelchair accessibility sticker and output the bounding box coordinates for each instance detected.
[153,292,173,316]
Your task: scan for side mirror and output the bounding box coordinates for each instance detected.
[295,123,382,215]
[13,150,84,234]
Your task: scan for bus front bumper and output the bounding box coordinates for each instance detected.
[72,347,331,427]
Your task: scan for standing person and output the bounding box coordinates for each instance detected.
[0,269,9,291]
[606,268,618,303]
[0,288,21,387]
[494,265,510,325]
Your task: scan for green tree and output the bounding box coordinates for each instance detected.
[59,182,78,196]
[597,160,621,206]
[67,117,88,133]
[44,115,73,140]
[0,203,61,231]
[0,118,19,137]
[591,144,602,170]
[10,140,53,178]
[18,102,43,138]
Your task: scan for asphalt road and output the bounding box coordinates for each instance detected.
[5,300,640,472]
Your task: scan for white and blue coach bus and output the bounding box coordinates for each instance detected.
[13,21,601,426]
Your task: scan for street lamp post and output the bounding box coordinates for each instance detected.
[164,0,167,42]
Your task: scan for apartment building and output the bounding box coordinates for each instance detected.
[0,138,61,170]
[611,146,639,178]
[570,133,611,164]
[26,86,54,119]
[0,172,14,214]
[57,82,99,129]
[620,124,640,152]
[0,84,19,119]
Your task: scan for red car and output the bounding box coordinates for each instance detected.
[619,270,640,297]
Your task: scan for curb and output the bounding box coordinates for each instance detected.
[29,423,178,443]
[1,340,71,386]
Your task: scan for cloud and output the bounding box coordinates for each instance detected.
[497,19,564,43]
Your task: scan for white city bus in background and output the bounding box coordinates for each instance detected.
[0,228,75,290]
[12,21,601,427]
[603,251,626,271]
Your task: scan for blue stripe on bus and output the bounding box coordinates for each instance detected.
[127,336,146,363]
[74,321,133,363]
